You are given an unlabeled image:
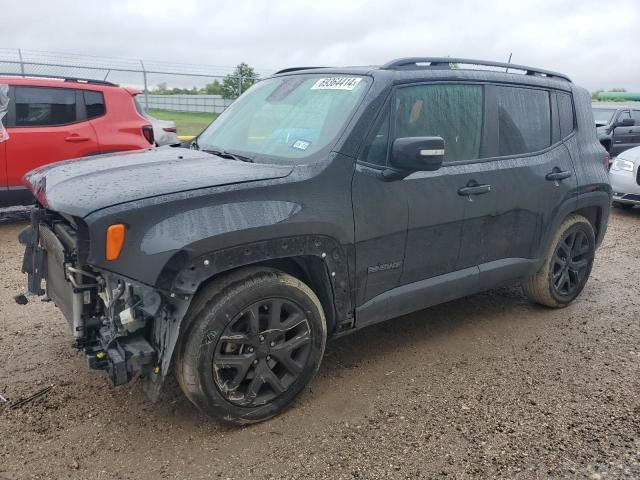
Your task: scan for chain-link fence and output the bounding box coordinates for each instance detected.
[0,48,273,114]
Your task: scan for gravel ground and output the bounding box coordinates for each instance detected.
[0,209,639,479]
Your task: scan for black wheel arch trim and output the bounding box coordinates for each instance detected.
[535,186,611,263]
[166,235,354,334]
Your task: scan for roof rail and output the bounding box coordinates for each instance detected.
[273,66,328,75]
[63,77,117,86]
[381,57,571,82]
[0,72,118,86]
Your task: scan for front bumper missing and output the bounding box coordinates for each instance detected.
[20,218,91,338]
[19,208,162,393]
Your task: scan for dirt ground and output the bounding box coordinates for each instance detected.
[0,209,639,480]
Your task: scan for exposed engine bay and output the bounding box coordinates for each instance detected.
[19,206,183,400]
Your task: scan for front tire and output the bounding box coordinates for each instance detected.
[522,214,595,308]
[177,268,327,424]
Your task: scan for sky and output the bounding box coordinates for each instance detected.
[3,0,640,91]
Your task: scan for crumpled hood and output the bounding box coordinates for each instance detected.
[23,148,294,217]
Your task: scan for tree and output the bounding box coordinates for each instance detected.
[203,80,224,95]
[152,82,169,94]
[222,62,259,99]
[610,88,627,92]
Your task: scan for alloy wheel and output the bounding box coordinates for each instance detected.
[551,229,592,297]
[213,298,312,407]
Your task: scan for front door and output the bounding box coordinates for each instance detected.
[353,83,487,323]
[611,110,634,156]
[5,85,99,187]
[631,110,640,146]
[0,83,7,189]
[0,142,6,190]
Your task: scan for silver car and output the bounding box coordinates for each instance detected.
[610,146,640,209]
[133,96,179,146]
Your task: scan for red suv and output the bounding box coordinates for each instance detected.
[0,76,154,207]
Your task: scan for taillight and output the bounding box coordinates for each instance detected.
[106,224,126,261]
[162,127,177,133]
[142,125,154,145]
[604,154,610,170]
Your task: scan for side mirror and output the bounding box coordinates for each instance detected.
[390,136,445,172]
[617,118,635,127]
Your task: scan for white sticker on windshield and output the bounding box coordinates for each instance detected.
[292,140,311,151]
[311,77,362,91]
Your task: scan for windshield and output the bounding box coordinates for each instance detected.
[592,108,616,124]
[197,75,370,162]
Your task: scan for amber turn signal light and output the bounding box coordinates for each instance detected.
[106,224,126,261]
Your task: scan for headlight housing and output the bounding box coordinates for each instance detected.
[611,158,635,172]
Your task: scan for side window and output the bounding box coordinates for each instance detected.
[632,111,640,123]
[361,109,390,165]
[496,86,551,156]
[557,92,575,139]
[616,111,631,124]
[15,87,76,126]
[395,84,483,163]
[84,91,105,119]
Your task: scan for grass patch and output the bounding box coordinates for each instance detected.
[146,109,218,137]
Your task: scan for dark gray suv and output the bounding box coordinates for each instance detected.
[593,104,640,155]
[20,58,611,424]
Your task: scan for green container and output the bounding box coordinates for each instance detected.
[596,92,640,101]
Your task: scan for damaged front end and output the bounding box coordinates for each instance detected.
[20,206,186,401]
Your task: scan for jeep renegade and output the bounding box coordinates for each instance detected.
[20,58,611,424]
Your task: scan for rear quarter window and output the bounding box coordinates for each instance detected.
[84,91,106,119]
[557,92,576,139]
[496,86,551,156]
[15,86,77,126]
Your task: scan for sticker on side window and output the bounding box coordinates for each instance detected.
[292,140,311,151]
[0,84,9,144]
[311,77,362,91]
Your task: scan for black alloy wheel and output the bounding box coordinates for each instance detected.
[177,268,326,424]
[213,298,312,407]
[551,229,591,298]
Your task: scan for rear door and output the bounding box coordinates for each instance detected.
[456,85,577,286]
[5,86,99,187]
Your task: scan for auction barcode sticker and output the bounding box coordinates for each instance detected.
[311,77,362,91]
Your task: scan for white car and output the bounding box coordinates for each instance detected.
[609,146,640,209]
[147,114,179,146]
[133,96,179,146]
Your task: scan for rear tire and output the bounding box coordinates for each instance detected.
[522,214,595,308]
[176,268,326,424]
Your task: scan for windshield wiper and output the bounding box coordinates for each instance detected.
[202,148,253,163]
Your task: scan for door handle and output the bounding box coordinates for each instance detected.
[64,135,90,142]
[545,170,572,181]
[457,184,492,196]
